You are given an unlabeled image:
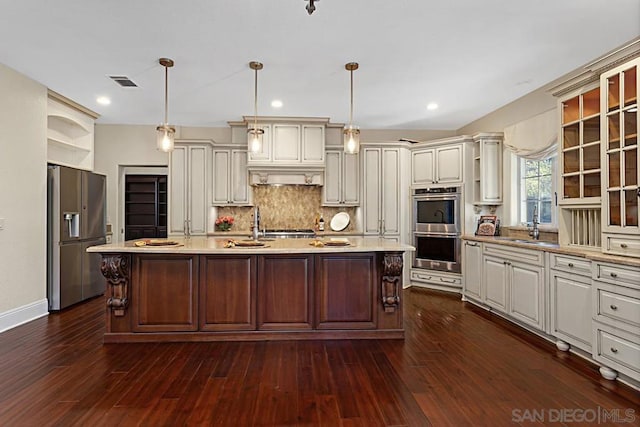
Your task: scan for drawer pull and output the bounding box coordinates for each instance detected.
[620,243,628,248]
[610,272,618,278]
[610,347,618,354]
[610,304,618,310]
[439,278,457,283]
[568,263,574,268]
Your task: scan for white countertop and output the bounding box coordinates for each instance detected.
[87,236,415,255]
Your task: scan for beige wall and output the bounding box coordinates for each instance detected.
[0,63,48,319]
[93,124,171,243]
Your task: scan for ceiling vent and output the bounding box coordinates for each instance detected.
[109,75,138,87]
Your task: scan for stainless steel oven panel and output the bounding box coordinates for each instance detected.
[412,194,461,234]
[412,233,461,273]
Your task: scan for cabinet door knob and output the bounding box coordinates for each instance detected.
[610,347,618,354]
[610,304,618,310]
[568,263,574,267]
[620,243,628,248]
[610,272,618,278]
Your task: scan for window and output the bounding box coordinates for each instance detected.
[519,157,556,225]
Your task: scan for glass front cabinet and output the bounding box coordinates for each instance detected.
[560,85,602,203]
[602,58,639,236]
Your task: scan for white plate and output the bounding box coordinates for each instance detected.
[330,212,350,231]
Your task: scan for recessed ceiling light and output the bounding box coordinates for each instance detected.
[271,100,283,108]
[427,102,438,111]
[96,96,111,105]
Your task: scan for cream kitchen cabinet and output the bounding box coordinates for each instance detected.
[247,122,325,166]
[481,243,545,330]
[548,253,592,352]
[323,150,359,206]
[169,142,211,236]
[462,240,482,301]
[591,261,640,383]
[212,148,250,206]
[363,146,401,239]
[411,144,463,187]
[601,58,640,256]
[472,133,503,205]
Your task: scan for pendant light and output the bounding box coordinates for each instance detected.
[344,62,360,154]
[248,61,264,153]
[156,58,175,152]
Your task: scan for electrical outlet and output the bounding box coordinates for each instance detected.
[0,218,5,230]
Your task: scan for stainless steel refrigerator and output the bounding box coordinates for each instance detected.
[47,165,107,310]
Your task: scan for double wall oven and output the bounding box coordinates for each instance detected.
[412,187,462,273]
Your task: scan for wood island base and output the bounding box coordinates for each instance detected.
[92,238,411,343]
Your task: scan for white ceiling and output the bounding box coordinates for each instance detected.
[1,1,639,130]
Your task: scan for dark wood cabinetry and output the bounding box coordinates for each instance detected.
[124,175,167,240]
[257,255,313,330]
[200,255,256,331]
[132,255,198,332]
[99,249,404,342]
[316,253,377,329]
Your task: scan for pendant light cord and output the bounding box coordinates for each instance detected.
[254,66,258,131]
[164,65,169,125]
[349,68,354,128]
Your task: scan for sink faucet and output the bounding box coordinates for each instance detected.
[529,204,540,240]
[251,206,261,241]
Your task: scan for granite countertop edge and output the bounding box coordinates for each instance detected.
[462,235,640,268]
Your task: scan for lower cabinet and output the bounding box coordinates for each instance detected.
[462,240,482,300]
[476,242,545,330]
[200,255,256,331]
[591,261,640,383]
[257,255,314,330]
[482,255,509,312]
[410,269,462,291]
[107,252,403,339]
[548,253,592,352]
[132,255,199,332]
[316,254,376,329]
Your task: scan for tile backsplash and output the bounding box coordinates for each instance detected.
[216,186,357,232]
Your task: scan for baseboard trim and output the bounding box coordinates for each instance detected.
[0,299,49,333]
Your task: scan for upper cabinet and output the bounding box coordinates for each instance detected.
[559,85,602,204]
[601,57,640,254]
[323,150,359,206]
[47,91,98,171]
[239,118,326,167]
[472,133,503,205]
[411,143,463,187]
[212,147,251,206]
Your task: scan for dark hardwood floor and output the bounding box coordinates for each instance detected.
[0,288,637,426]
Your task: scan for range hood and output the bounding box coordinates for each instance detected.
[248,167,324,186]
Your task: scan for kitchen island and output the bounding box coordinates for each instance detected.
[88,236,413,343]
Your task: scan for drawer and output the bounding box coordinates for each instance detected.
[483,243,544,266]
[594,327,640,376]
[595,282,640,329]
[603,234,640,258]
[594,262,640,289]
[411,269,462,287]
[549,253,591,276]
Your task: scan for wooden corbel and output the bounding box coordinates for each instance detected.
[382,252,403,312]
[100,254,131,317]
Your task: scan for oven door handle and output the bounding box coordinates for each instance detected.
[413,196,459,202]
[413,231,459,238]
